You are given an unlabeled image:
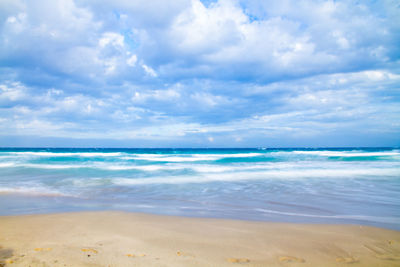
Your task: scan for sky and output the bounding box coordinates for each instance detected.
[0,0,399,147]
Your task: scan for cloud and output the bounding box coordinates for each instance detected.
[141,64,157,77]
[2,0,399,84]
[0,0,399,146]
[149,0,399,82]
[1,67,399,146]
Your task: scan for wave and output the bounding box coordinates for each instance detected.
[1,152,123,157]
[0,186,72,197]
[0,151,263,158]
[0,163,90,169]
[111,168,400,185]
[0,162,189,171]
[2,151,398,166]
[0,160,398,178]
[292,150,400,157]
[0,163,16,167]
[255,208,400,224]
[126,153,264,162]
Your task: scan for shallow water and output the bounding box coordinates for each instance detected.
[0,148,399,230]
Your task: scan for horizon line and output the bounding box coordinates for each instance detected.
[0,146,398,149]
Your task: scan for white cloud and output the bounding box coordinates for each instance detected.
[99,32,124,48]
[142,64,157,77]
[131,89,180,103]
[126,54,137,66]
[0,82,27,102]
[0,0,399,146]
[190,92,230,108]
[1,0,398,83]
[170,0,245,54]
[146,0,397,80]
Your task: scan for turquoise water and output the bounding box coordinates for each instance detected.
[0,148,399,229]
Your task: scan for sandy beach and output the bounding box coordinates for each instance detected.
[0,211,399,266]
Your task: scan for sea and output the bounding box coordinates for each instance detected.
[0,148,399,230]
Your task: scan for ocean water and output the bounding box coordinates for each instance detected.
[0,148,399,230]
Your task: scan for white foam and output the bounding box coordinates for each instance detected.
[91,165,140,171]
[19,163,89,169]
[190,165,235,173]
[5,152,123,157]
[128,153,263,162]
[134,204,156,209]
[211,153,263,158]
[5,163,183,171]
[111,168,400,186]
[16,162,279,172]
[71,178,111,187]
[130,165,181,171]
[255,208,400,224]
[0,186,72,197]
[292,151,400,157]
[189,164,288,173]
[0,162,163,170]
[0,162,16,168]
[131,155,217,162]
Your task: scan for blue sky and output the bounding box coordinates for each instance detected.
[0,0,399,147]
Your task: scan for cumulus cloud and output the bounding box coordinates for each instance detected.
[150,0,399,81]
[0,0,399,146]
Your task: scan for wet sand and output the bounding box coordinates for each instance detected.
[0,211,399,266]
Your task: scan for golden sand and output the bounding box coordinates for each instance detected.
[0,211,399,266]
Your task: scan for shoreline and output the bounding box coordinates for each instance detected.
[1,211,400,266]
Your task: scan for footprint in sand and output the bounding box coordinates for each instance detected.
[364,241,400,261]
[278,256,305,263]
[0,246,13,265]
[336,256,359,264]
[176,251,195,258]
[318,243,359,264]
[126,253,146,257]
[34,248,52,252]
[4,259,14,264]
[226,258,250,263]
[4,256,24,265]
[81,248,98,254]
[3,255,26,265]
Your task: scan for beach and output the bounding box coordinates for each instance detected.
[1,148,399,266]
[1,211,400,266]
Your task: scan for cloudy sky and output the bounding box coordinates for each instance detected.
[0,0,399,147]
